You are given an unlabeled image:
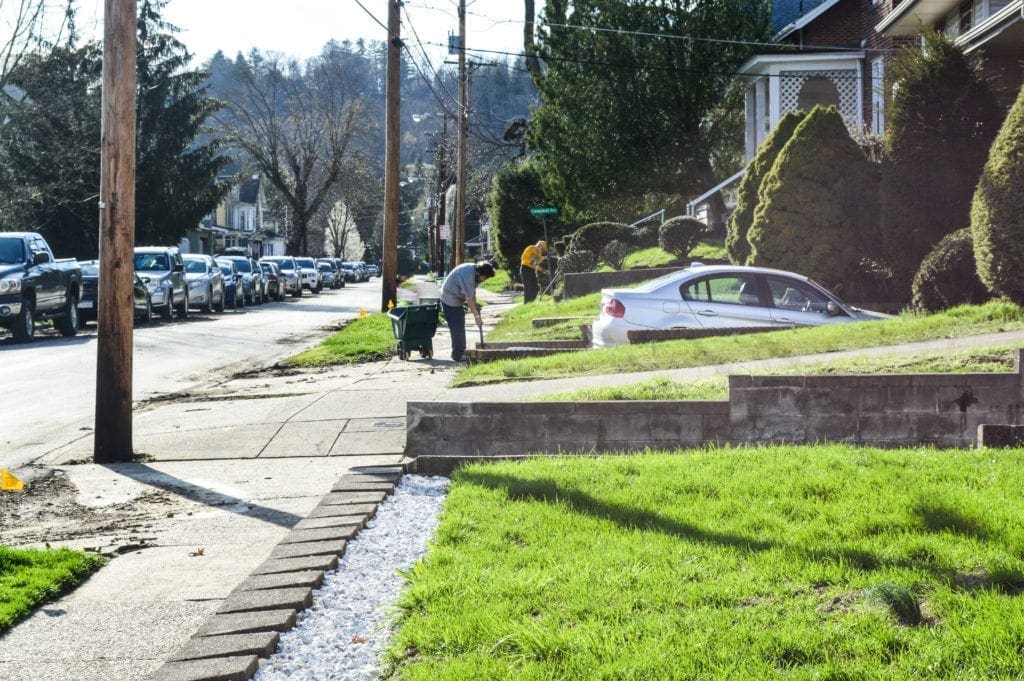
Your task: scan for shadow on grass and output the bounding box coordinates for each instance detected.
[458,469,1024,591]
[460,469,772,551]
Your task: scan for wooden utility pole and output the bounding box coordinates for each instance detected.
[381,0,400,311]
[94,0,137,463]
[434,116,448,274]
[455,0,468,267]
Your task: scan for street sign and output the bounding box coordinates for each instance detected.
[439,223,450,240]
[530,206,558,217]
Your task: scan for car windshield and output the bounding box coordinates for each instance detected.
[0,237,24,264]
[260,264,274,274]
[134,253,169,271]
[231,259,252,273]
[184,259,207,274]
[217,265,233,275]
[271,260,294,271]
[296,258,315,268]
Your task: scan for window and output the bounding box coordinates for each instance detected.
[766,276,830,313]
[682,275,761,306]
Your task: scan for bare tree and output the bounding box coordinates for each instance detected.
[323,200,364,260]
[213,46,372,255]
[0,0,67,93]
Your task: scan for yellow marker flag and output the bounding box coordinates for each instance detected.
[387,300,395,309]
[359,308,367,318]
[1,468,24,492]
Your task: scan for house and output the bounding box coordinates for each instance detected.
[183,163,266,256]
[686,0,1023,217]
[741,0,1023,160]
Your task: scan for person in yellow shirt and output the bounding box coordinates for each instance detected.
[520,240,547,303]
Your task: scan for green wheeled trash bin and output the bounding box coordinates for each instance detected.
[388,302,440,360]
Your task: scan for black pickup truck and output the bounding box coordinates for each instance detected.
[0,232,82,342]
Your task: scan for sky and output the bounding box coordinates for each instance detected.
[70,0,533,68]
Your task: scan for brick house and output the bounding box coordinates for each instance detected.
[740,0,1023,161]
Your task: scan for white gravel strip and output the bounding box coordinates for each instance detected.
[254,474,449,680]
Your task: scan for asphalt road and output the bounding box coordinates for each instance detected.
[0,280,383,471]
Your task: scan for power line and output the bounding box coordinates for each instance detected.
[353,0,394,37]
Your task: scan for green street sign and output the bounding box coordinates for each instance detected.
[530,206,559,216]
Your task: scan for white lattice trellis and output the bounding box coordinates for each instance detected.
[779,70,859,126]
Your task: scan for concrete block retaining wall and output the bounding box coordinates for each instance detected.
[407,352,1024,474]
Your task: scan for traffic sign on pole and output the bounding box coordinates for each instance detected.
[529,206,558,217]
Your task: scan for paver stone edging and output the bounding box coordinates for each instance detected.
[149,465,406,681]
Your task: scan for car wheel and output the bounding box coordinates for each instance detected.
[233,288,242,309]
[138,296,152,324]
[201,286,212,313]
[56,291,79,337]
[215,286,225,313]
[292,286,302,298]
[12,298,35,343]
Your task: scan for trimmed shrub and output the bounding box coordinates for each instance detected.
[882,30,1002,298]
[659,216,706,258]
[972,83,1024,304]
[911,228,989,312]
[727,110,807,265]
[748,106,877,290]
[600,240,632,269]
[566,222,631,255]
[559,249,598,274]
[636,223,660,249]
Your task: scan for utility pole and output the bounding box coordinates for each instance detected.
[94,0,137,463]
[455,0,468,267]
[381,0,400,311]
[434,115,448,274]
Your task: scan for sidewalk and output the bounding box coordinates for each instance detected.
[0,293,506,681]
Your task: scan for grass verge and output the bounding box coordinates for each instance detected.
[535,345,1019,401]
[0,546,106,633]
[486,293,601,343]
[387,447,1024,679]
[455,301,1024,386]
[481,269,513,294]
[286,312,396,367]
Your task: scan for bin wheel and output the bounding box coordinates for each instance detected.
[399,350,409,361]
[421,349,431,358]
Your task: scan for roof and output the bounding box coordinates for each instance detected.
[771,0,832,34]
[774,0,845,39]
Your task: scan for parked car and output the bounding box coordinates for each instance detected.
[328,259,346,287]
[260,256,302,297]
[295,257,322,293]
[317,260,341,289]
[215,258,244,309]
[216,255,262,305]
[182,254,226,313]
[591,264,891,348]
[352,261,369,282]
[259,261,286,302]
[338,262,358,283]
[366,264,380,278]
[78,260,153,325]
[134,246,188,321]
[0,231,82,342]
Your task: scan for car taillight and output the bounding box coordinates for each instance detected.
[603,299,625,318]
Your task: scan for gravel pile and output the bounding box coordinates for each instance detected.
[254,475,449,680]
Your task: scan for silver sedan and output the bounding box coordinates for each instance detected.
[591,264,891,347]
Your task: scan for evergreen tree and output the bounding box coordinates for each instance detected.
[882,30,1001,298]
[748,107,876,290]
[0,42,101,259]
[487,159,551,270]
[134,0,229,246]
[971,84,1024,304]
[727,111,806,265]
[528,0,769,220]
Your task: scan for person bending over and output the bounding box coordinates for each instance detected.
[440,261,495,362]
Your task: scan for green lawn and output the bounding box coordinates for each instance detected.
[487,293,601,343]
[456,301,1024,386]
[287,312,396,367]
[0,546,106,633]
[536,345,1019,401]
[481,269,513,294]
[386,448,1024,679]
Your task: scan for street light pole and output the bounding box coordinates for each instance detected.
[94,0,137,463]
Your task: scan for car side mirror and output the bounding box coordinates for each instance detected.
[826,301,842,316]
[174,263,184,272]
[33,251,50,265]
